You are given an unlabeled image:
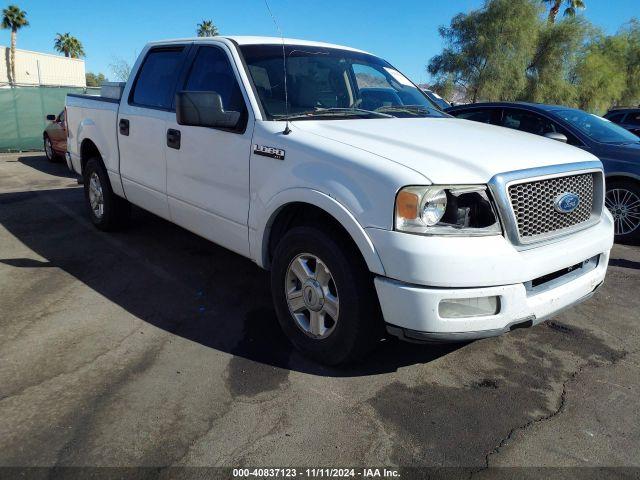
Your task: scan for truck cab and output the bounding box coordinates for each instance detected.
[65,37,614,365]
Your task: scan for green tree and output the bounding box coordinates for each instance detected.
[542,0,586,24]
[1,5,29,85]
[85,72,106,87]
[428,0,539,103]
[523,17,590,104]
[197,19,219,37]
[617,19,640,106]
[572,48,625,113]
[54,33,85,58]
[572,22,640,112]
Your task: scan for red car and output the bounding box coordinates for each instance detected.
[43,111,67,162]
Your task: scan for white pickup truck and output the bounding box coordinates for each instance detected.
[65,36,614,365]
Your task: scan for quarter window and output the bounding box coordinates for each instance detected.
[131,48,185,109]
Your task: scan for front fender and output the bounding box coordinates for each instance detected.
[251,188,386,276]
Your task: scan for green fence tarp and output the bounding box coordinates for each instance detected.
[0,86,99,152]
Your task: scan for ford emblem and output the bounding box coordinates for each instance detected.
[554,192,580,214]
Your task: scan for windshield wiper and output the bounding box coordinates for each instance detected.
[279,108,393,121]
[375,105,439,117]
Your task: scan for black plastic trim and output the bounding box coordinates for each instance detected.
[67,93,120,104]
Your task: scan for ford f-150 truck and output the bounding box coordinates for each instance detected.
[65,37,614,365]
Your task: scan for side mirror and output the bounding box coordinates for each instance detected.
[175,91,240,129]
[46,114,56,121]
[544,132,568,143]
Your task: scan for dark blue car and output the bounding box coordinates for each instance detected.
[446,102,640,243]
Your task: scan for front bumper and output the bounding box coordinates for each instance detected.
[371,214,614,341]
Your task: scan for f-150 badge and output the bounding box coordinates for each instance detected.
[253,144,285,160]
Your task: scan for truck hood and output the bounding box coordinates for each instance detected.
[292,117,599,184]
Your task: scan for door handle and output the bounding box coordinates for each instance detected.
[119,119,130,136]
[167,129,181,150]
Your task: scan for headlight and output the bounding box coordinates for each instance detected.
[395,185,501,235]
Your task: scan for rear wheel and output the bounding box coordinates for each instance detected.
[271,226,383,365]
[83,157,131,231]
[605,179,640,244]
[44,135,59,162]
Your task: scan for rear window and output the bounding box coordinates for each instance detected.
[131,48,185,109]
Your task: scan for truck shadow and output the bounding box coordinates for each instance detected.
[0,186,461,377]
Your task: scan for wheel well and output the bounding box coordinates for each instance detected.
[266,202,366,270]
[80,139,101,174]
[606,175,640,188]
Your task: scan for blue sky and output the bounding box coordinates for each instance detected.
[1,0,638,84]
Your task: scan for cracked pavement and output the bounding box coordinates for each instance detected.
[0,152,639,471]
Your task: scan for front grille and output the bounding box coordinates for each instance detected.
[508,173,595,240]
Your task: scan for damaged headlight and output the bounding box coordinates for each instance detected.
[394,185,502,235]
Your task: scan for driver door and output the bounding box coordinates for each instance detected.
[165,44,253,256]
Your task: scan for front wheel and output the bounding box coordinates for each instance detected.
[605,179,640,244]
[83,157,131,231]
[271,226,383,365]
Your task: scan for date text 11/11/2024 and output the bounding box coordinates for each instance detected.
[232,468,401,478]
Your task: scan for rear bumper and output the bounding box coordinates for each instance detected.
[372,214,613,341]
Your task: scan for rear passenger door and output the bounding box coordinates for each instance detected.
[118,46,190,220]
[165,44,253,257]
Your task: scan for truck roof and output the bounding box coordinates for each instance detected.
[146,36,371,55]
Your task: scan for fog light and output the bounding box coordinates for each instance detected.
[439,296,500,318]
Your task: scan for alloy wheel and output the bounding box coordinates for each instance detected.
[606,188,640,236]
[285,253,340,339]
[45,137,53,159]
[88,172,105,219]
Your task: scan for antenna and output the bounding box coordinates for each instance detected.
[263,0,291,134]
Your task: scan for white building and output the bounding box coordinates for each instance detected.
[0,47,85,87]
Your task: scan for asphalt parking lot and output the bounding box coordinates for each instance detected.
[1,152,639,473]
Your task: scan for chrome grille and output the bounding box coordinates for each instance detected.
[508,173,595,240]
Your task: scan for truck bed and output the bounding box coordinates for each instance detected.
[65,93,121,189]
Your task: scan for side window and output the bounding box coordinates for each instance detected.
[454,109,493,124]
[131,48,185,109]
[502,110,556,136]
[627,113,640,126]
[606,112,626,124]
[183,46,247,123]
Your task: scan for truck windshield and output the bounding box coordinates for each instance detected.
[239,44,445,121]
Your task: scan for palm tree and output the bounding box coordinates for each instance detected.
[54,33,85,58]
[541,0,586,24]
[1,5,29,85]
[197,19,219,37]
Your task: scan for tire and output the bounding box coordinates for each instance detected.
[44,135,60,163]
[271,226,384,365]
[605,179,640,245]
[83,157,131,231]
